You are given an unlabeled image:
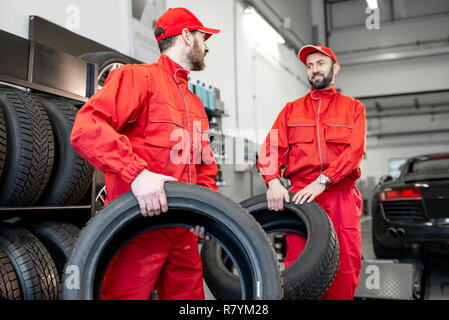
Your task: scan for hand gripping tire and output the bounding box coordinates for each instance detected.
[62,183,283,300]
[201,193,340,300]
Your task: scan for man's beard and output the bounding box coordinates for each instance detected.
[308,68,334,89]
[187,39,205,71]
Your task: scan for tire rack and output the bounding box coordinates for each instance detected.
[0,172,98,226]
[0,28,98,227]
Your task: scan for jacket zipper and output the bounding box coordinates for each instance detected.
[178,82,192,184]
[311,91,323,174]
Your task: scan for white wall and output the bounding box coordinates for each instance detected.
[361,144,449,183]
[166,0,311,139]
[165,0,237,133]
[327,4,449,199]
[0,0,319,200]
[251,0,313,47]
[1,0,312,138]
[338,54,449,98]
[0,0,132,55]
[164,0,313,200]
[235,1,309,141]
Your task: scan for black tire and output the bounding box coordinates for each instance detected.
[372,233,402,259]
[22,220,80,277]
[0,247,21,300]
[62,183,283,300]
[202,193,340,300]
[79,51,133,88]
[0,223,59,300]
[0,106,7,180]
[0,87,54,206]
[34,95,94,205]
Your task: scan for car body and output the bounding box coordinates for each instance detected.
[371,153,449,258]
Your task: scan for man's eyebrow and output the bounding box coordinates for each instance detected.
[307,59,325,65]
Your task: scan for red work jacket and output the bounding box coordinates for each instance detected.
[257,86,366,191]
[71,54,218,204]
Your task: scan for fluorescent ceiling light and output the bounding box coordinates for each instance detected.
[244,5,285,44]
[366,0,378,10]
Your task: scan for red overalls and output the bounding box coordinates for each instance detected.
[257,86,366,300]
[71,54,218,300]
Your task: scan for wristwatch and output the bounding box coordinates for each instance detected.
[316,174,332,187]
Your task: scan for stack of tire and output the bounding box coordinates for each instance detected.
[0,86,94,300]
[201,194,341,300]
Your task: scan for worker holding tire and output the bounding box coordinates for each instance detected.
[70,8,219,300]
[257,45,366,300]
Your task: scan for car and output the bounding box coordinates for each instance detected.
[371,153,449,259]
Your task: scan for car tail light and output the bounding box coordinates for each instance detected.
[379,187,422,202]
[430,154,449,159]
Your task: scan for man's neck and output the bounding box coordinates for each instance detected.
[164,50,191,71]
[315,83,334,91]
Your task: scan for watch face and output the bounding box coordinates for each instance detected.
[318,175,327,184]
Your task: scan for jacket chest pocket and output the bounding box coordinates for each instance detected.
[287,117,316,144]
[145,109,185,151]
[324,117,354,144]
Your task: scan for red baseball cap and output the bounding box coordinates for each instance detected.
[298,45,338,65]
[155,8,220,42]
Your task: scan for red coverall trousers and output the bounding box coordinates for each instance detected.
[285,185,363,300]
[71,54,218,300]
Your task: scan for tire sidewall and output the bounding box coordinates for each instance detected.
[63,185,282,300]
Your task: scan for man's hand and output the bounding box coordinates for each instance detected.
[190,225,211,240]
[266,178,290,211]
[292,180,326,205]
[131,169,178,217]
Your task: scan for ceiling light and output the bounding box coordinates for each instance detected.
[244,5,285,45]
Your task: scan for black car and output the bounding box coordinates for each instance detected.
[371,153,449,259]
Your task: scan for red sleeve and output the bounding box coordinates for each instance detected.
[257,105,290,187]
[197,158,219,192]
[196,132,219,192]
[70,65,150,185]
[323,100,366,184]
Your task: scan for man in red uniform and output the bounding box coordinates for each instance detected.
[257,45,366,300]
[70,8,220,300]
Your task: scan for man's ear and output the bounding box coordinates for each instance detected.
[333,62,341,76]
[180,28,192,47]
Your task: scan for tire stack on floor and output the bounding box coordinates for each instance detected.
[0,86,94,300]
[201,193,340,300]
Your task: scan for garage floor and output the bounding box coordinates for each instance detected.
[204,216,449,300]
[360,216,449,300]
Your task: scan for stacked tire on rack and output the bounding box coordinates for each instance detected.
[0,86,93,300]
